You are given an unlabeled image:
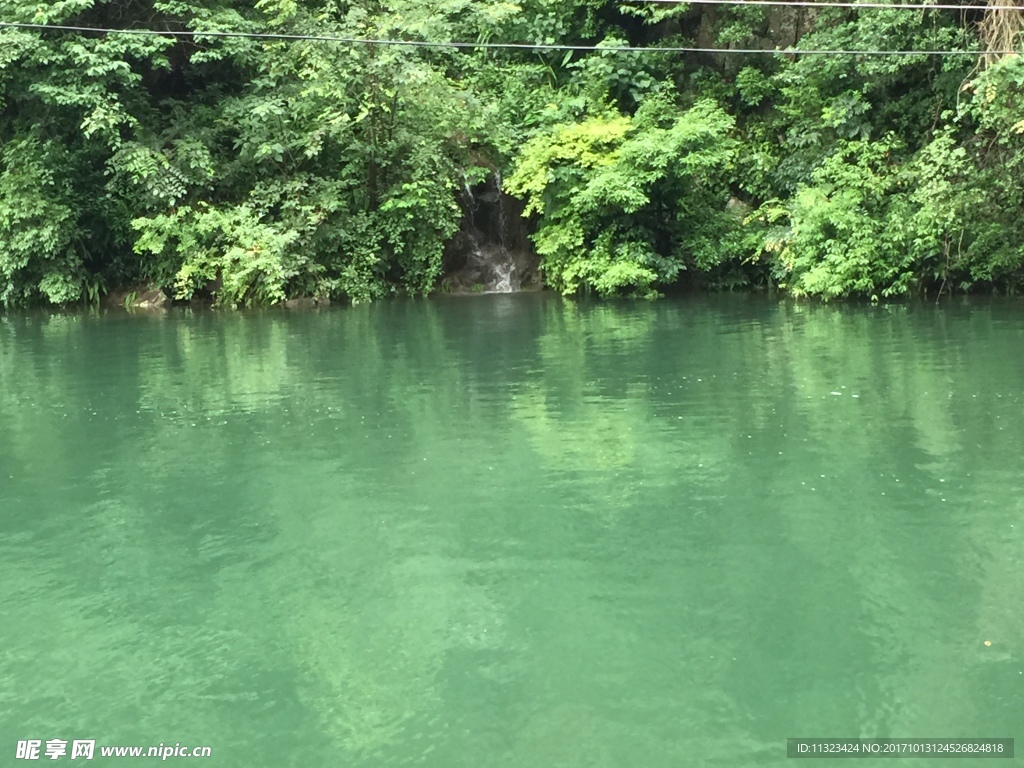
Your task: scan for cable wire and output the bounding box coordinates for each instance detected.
[630,0,1022,11]
[0,20,1012,55]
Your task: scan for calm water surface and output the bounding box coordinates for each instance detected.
[1,295,1022,766]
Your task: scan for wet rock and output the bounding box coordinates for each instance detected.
[133,289,168,309]
[442,169,541,294]
[726,197,751,219]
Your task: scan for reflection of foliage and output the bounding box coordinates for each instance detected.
[4,298,1024,759]
[285,553,450,754]
[508,301,732,514]
[515,389,644,472]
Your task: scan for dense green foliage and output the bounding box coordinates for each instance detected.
[0,0,1023,305]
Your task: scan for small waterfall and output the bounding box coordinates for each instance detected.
[485,170,518,292]
[445,168,536,294]
[462,172,478,214]
[467,171,519,292]
[495,169,508,250]
[492,261,515,293]
[466,230,518,294]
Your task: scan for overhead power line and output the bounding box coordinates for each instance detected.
[631,0,1023,10]
[0,20,1013,56]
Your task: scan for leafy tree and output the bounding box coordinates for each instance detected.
[507,94,738,297]
[1,0,1023,305]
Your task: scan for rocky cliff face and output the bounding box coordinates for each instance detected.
[442,172,542,294]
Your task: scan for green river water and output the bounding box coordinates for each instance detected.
[1,294,1022,767]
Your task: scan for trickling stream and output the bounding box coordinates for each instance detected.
[448,170,534,293]
[465,236,519,294]
[489,170,517,293]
